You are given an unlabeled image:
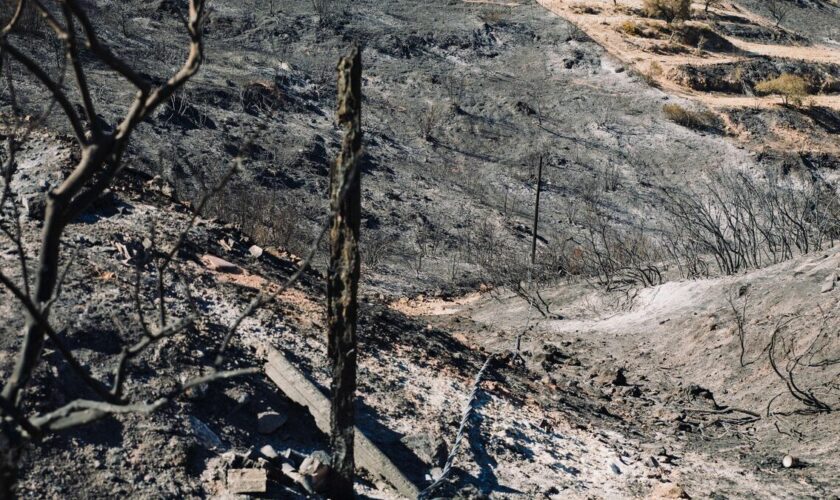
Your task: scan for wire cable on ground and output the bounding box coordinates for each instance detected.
[417,354,494,499]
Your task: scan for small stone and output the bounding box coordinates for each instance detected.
[189,415,223,450]
[401,433,448,466]
[610,463,621,475]
[227,469,267,494]
[257,411,287,434]
[427,467,444,481]
[200,254,241,274]
[299,451,331,493]
[249,245,264,258]
[782,454,797,468]
[821,274,836,293]
[259,445,279,459]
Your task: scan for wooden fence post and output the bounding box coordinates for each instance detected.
[327,45,362,499]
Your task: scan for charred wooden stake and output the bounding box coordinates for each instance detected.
[327,46,363,499]
[530,154,543,266]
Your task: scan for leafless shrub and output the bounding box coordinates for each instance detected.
[575,209,664,291]
[597,163,622,192]
[418,101,447,142]
[658,170,840,277]
[726,285,769,368]
[312,0,347,25]
[240,79,285,117]
[481,250,553,317]
[0,2,274,494]
[765,0,793,27]
[442,72,467,107]
[767,310,837,415]
[363,230,396,271]
[638,61,663,87]
[204,179,316,258]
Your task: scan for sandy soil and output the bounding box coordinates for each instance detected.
[536,0,840,110]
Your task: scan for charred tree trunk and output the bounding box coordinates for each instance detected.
[327,46,362,500]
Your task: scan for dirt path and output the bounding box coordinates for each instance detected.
[534,0,840,110]
[418,246,840,497]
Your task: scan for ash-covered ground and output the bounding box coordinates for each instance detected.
[2,0,840,498]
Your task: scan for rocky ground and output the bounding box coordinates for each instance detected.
[2,0,840,498]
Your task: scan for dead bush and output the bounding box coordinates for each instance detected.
[821,77,840,94]
[765,0,793,28]
[418,102,447,142]
[659,170,840,276]
[570,3,602,14]
[362,231,396,271]
[312,0,348,25]
[662,103,721,131]
[575,201,664,292]
[241,80,285,116]
[755,73,809,106]
[648,41,691,55]
[643,0,691,23]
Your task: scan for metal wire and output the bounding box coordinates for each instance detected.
[418,355,494,499]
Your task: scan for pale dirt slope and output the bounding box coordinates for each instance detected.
[429,244,840,498]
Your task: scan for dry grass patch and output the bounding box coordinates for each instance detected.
[663,103,722,131]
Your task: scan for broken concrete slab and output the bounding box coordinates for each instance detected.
[265,348,421,499]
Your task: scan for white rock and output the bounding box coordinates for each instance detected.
[201,254,241,274]
[259,444,279,459]
[782,454,797,468]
